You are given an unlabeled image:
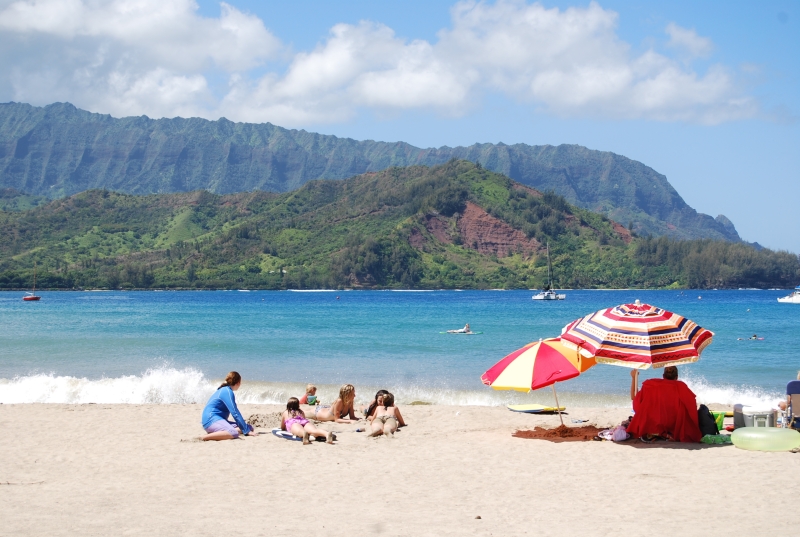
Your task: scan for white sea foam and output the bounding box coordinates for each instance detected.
[288,289,336,292]
[0,372,617,406]
[683,375,784,408]
[0,367,787,408]
[0,367,215,404]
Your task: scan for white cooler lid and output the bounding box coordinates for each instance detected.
[741,407,774,415]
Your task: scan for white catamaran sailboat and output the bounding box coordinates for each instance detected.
[532,243,565,301]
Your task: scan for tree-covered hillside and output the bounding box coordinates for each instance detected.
[1,161,796,291]
[0,101,739,242]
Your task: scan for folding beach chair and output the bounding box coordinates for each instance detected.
[784,381,800,429]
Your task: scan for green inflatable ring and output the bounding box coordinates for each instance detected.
[731,427,800,452]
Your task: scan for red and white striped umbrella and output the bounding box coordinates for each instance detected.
[560,300,713,369]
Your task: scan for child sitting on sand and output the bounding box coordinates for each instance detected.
[281,397,335,445]
[299,384,318,405]
[313,384,359,423]
[368,392,406,437]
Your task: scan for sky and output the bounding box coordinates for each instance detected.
[0,0,798,252]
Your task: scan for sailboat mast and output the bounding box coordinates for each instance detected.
[546,243,553,290]
[23,262,41,300]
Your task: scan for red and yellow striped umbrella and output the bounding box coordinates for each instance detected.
[560,301,714,369]
[481,337,595,392]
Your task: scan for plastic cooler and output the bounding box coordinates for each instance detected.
[733,404,745,429]
[742,407,776,428]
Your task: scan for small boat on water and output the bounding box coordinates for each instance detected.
[532,289,566,301]
[23,263,41,301]
[778,286,800,304]
[532,243,565,301]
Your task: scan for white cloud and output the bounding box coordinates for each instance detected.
[0,0,279,71]
[665,22,714,58]
[0,0,757,126]
[429,1,752,123]
[218,21,478,124]
[0,0,280,118]
[439,1,628,93]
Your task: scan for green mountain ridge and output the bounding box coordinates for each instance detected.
[1,161,796,291]
[0,101,739,243]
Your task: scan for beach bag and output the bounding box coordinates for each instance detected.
[598,425,630,442]
[611,425,629,442]
[700,434,732,445]
[698,404,719,436]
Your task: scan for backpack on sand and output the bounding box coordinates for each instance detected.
[697,404,719,436]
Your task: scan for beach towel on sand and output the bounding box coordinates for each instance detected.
[628,379,702,443]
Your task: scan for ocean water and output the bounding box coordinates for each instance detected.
[0,289,797,408]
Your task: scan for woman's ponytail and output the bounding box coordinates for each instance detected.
[218,371,242,390]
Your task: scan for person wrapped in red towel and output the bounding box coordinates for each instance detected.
[627,366,702,443]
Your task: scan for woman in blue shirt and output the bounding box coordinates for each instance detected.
[201,371,256,441]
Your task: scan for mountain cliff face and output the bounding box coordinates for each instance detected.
[0,101,739,242]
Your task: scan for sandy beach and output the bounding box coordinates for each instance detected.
[1,403,796,536]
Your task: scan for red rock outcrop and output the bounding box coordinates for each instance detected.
[457,202,540,258]
[407,213,460,249]
[611,221,633,244]
[424,214,454,244]
[408,227,426,249]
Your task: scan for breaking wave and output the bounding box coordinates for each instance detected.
[683,374,784,408]
[0,366,215,404]
[0,367,786,408]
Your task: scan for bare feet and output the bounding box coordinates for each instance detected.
[302,431,310,445]
[327,432,336,444]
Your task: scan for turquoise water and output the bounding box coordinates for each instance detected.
[0,289,797,407]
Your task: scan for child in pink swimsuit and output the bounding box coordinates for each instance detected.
[281,397,335,445]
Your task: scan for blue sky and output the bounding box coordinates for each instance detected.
[1,1,798,252]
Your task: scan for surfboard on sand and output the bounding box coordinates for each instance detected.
[272,428,302,441]
[507,404,566,413]
[272,428,335,442]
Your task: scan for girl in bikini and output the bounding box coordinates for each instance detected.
[313,384,359,423]
[281,397,335,445]
[368,392,406,437]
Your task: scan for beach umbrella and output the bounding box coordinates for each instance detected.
[560,300,714,370]
[481,337,595,425]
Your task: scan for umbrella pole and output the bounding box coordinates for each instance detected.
[551,383,564,426]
